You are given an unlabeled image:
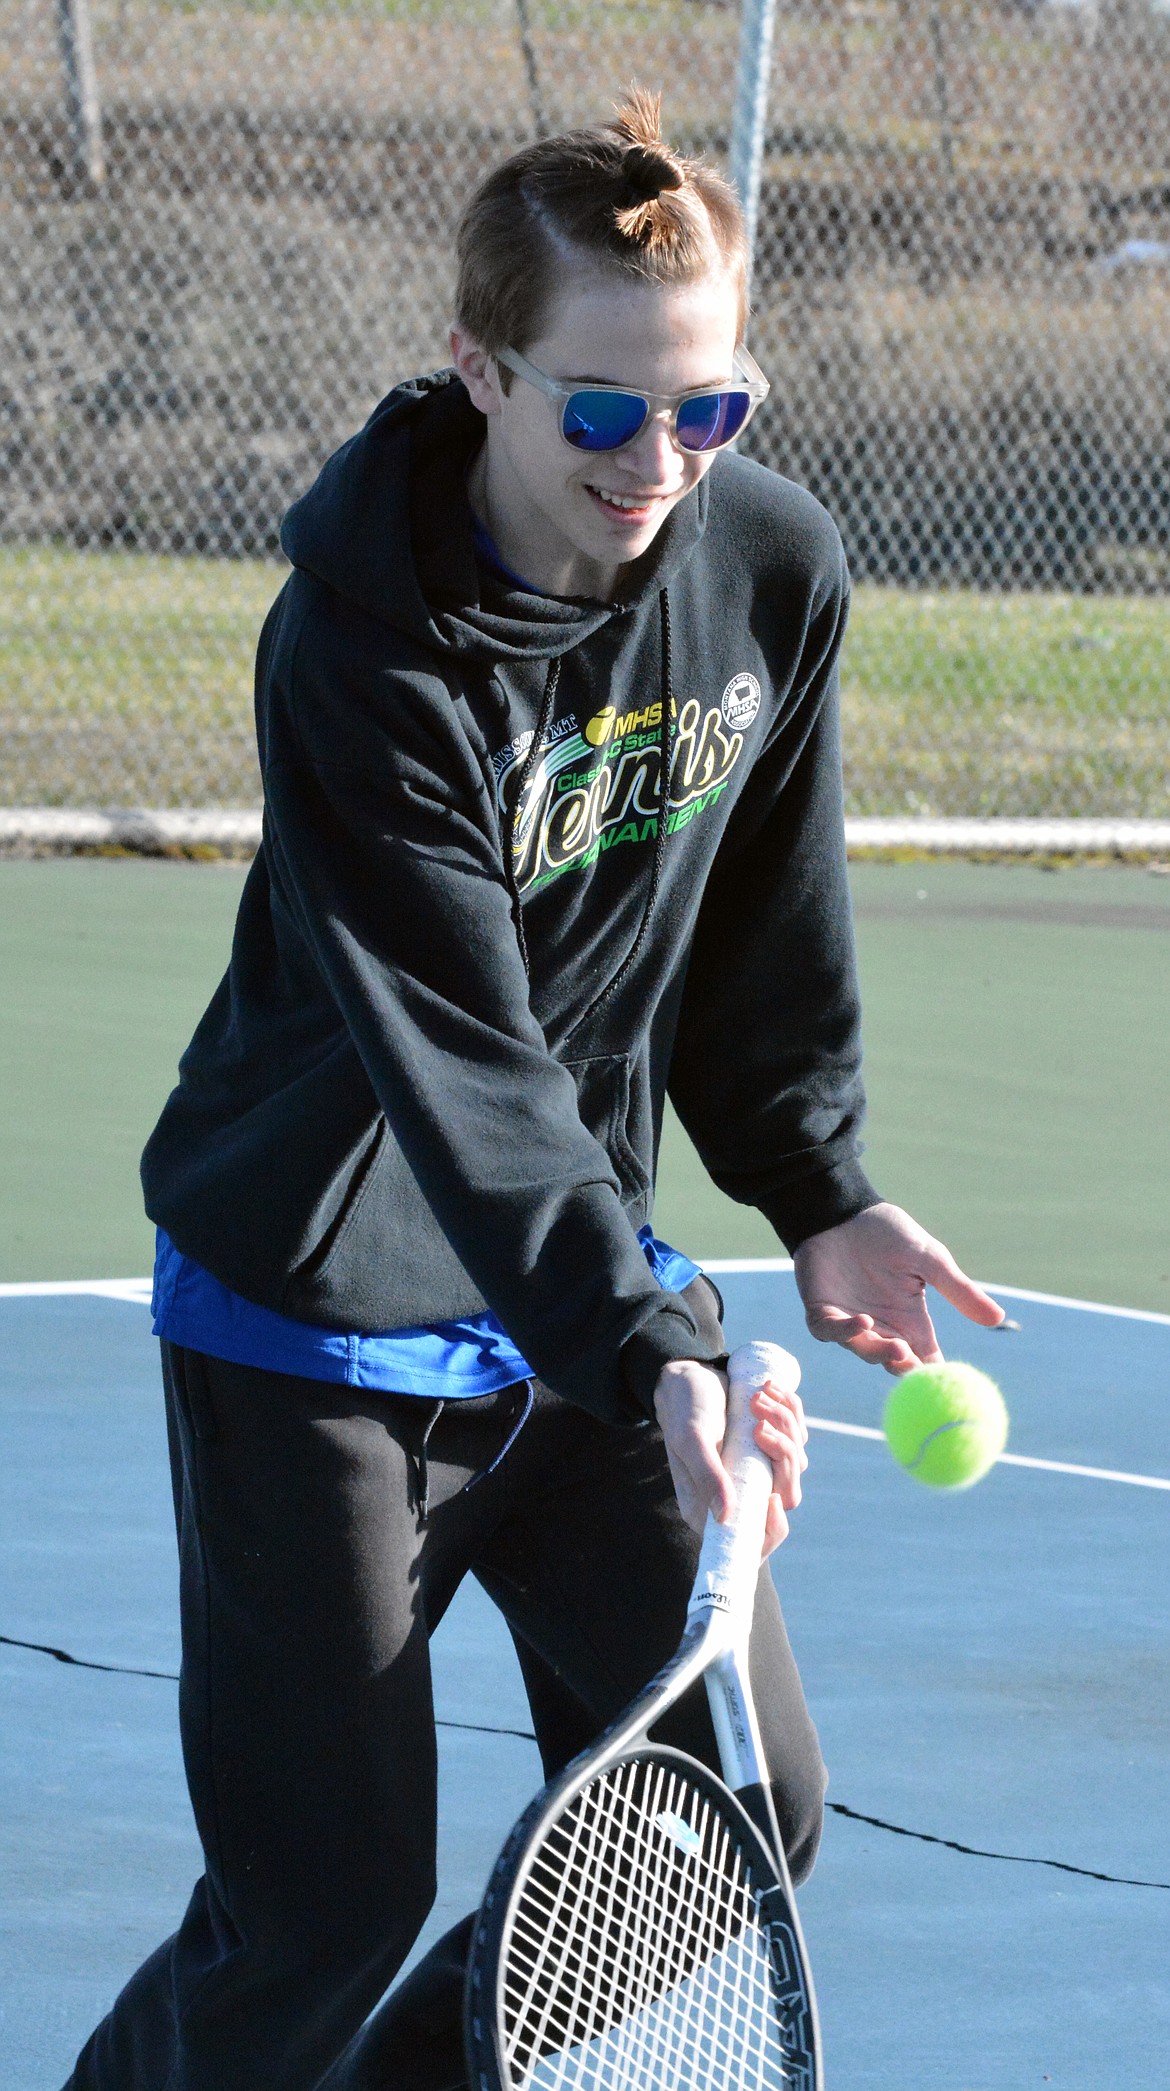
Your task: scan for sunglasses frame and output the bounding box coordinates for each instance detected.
[493,341,770,454]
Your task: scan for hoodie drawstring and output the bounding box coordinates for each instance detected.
[503,588,674,1020]
[598,587,674,994]
[566,588,675,1035]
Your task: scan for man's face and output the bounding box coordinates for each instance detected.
[451,267,741,599]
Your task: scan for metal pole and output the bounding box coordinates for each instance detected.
[56,0,105,191]
[514,0,548,139]
[728,0,777,297]
[929,6,957,194]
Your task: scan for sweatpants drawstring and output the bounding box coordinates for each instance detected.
[404,1399,445,1522]
[405,1381,536,1523]
[462,1380,535,1496]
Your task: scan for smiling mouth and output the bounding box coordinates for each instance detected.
[585,484,675,517]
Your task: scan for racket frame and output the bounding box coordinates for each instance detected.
[464,1340,824,2091]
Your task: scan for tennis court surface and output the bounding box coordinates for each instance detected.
[3,1266,1167,2090]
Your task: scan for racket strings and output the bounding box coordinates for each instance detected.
[508,1774,776,2091]
[500,1757,796,2091]
[508,1762,707,2047]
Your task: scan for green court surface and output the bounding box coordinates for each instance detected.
[1,856,1167,1311]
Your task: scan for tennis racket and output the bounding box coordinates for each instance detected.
[464,1338,823,2091]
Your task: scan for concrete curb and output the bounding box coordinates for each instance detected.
[1,809,1169,857]
[842,818,1170,854]
[0,808,263,851]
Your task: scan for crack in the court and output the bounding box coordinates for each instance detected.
[822,1801,1169,1890]
[5,1633,1168,1891]
[2,1631,180,1682]
[0,1634,541,1738]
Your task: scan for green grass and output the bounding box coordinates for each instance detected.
[1,547,1168,814]
[840,587,1170,818]
[0,547,276,809]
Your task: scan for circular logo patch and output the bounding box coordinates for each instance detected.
[721,672,761,729]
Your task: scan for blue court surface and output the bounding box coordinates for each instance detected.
[2,1268,1167,2091]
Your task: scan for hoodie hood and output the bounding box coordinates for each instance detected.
[280,370,710,665]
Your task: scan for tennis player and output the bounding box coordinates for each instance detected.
[64,91,1003,2091]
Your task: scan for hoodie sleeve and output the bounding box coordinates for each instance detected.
[667,534,882,1252]
[261,590,723,1423]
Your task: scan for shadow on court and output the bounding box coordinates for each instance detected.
[2,1270,1167,2090]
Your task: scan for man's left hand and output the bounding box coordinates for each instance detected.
[793,1202,1005,1375]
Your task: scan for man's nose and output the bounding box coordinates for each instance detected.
[621,411,687,483]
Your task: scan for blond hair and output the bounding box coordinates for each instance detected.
[455,91,748,374]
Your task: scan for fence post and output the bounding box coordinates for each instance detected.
[728,0,777,295]
[55,0,105,191]
[514,0,547,138]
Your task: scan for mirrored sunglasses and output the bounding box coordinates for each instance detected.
[494,343,770,455]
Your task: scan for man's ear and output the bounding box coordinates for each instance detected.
[449,326,503,418]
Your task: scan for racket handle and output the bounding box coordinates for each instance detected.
[686,1339,801,1631]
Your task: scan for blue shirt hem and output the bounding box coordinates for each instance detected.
[152,1228,703,1398]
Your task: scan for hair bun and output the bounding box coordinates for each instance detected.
[621,143,684,203]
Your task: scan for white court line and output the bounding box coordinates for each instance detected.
[971,1281,1170,1329]
[700,1259,1170,1328]
[703,1257,796,1274]
[1,1277,1166,1486]
[0,1278,152,1302]
[808,1415,1170,1492]
[5,1266,1168,1326]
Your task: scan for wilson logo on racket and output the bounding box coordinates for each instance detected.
[691,1584,733,1612]
[653,1807,705,1858]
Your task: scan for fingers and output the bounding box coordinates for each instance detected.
[803,1302,926,1374]
[753,1378,814,1556]
[672,1438,735,1536]
[917,1239,1007,1328]
[655,1360,815,1551]
[662,1439,733,1536]
[846,1326,933,1374]
[794,1204,1007,1373]
[750,1386,803,1559]
[751,1382,806,1514]
[761,1493,790,1560]
[802,1302,874,1345]
[654,1361,735,1537]
[752,1416,802,1508]
[753,1375,808,1444]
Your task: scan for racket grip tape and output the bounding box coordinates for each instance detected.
[687,1339,801,1626]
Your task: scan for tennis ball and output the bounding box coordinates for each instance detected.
[882,1361,1008,1489]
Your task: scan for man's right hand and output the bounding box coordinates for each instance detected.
[652,1357,808,1559]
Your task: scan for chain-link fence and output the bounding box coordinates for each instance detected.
[2,0,1168,817]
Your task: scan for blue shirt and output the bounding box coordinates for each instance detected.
[152,1227,701,1398]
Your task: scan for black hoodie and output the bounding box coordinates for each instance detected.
[141,372,879,1424]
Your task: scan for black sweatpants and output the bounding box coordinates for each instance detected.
[65,1296,826,2091]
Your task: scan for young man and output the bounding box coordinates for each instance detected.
[65,92,1002,2091]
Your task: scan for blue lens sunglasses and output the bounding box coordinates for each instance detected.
[493,342,770,455]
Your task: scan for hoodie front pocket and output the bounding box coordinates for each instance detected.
[286,1114,389,1298]
[562,1053,651,1207]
